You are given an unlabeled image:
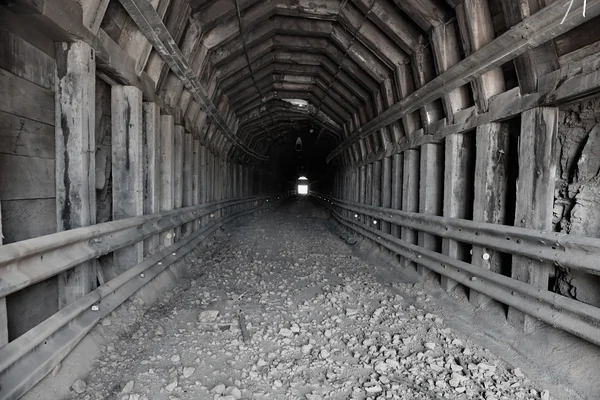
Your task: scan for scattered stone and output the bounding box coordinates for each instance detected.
[122,380,134,394]
[165,379,178,392]
[72,379,87,394]
[183,367,195,378]
[424,342,436,350]
[198,310,219,322]
[101,318,112,327]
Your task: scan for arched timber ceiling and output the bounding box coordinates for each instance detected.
[182,0,455,164]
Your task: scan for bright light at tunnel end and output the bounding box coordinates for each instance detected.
[298,184,309,195]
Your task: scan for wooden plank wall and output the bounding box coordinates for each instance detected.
[0,22,59,340]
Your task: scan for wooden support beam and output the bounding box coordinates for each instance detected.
[0,203,6,347]
[507,107,558,331]
[327,0,600,162]
[192,139,201,231]
[159,114,175,248]
[111,86,144,279]
[182,132,194,236]
[417,143,444,276]
[391,154,403,238]
[441,133,474,291]
[82,0,110,34]
[470,123,510,307]
[143,102,161,256]
[199,145,208,228]
[381,157,392,235]
[365,163,373,227]
[173,126,184,240]
[359,165,366,224]
[117,0,268,161]
[454,0,510,308]
[55,41,97,308]
[503,0,561,333]
[372,161,382,231]
[401,149,419,269]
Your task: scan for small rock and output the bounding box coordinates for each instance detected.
[122,380,134,394]
[102,318,112,327]
[171,354,181,363]
[364,384,382,393]
[541,390,550,400]
[183,367,195,378]
[198,310,219,322]
[424,342,436,350]
[279,328,293,337]
[165,379,178,392]
[72,379,87,394]
[212,384,226,394]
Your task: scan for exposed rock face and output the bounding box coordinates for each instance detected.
[555,99,600,306]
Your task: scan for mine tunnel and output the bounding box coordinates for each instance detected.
[2,0,600,398]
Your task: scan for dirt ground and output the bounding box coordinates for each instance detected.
[63,197,561,400]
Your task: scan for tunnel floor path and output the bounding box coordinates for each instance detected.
[69,197,543,400]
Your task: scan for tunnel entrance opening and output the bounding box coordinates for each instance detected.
[297,176,309,195]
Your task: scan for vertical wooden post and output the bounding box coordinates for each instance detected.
[417,143,444,276]
[456,0,509,307]
[502,0,560,332]
[359,165,366,223]
[441,133,474,291]
[55,41,97,307]
[111,86,143,278]
[470,124,509,308]
[192,139,201,231]
[391,154,403,238]
[182,132,193,236]
[173,126,184,240]
[507,107,557,331]
[199,145,207,227]
[159,114,175,248]
[143,102,160,256]
[381,157,392,235]
[402,149,420,269]
[0,203,7,347]
[372,161,382,230]
[366,163,373,227]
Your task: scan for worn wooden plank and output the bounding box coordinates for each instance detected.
[0,111,54,159]
[159,114,175,248]
[0,154,54,200]
[390,153,403,238]
[372,161,382,231]
[0,199,56,243]
[507,107,558,332]
[82,0,111,34]
[143,102,161,256]
[0,68,54,126]
[470,123,510,308]
[192,138,201,231]
[0,202,6,347]
[6,277,57,341]
[182,132,194,236]
[111,86,144,279]
[199,145,207,228]
[417,143,443,276]
[173,126,184,240]
[441,133,474,291]
[401,149,419,269]
[55,41,97,309]
[0,27,55,90]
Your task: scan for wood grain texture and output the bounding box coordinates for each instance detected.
[111,85,144,278]
[0,110,54,159]
[0,154,54,200]
[401,149,419,269]
[159,114,175,248]
[0,68,54,126]
[0,27,55,90]
[55,41,97,309]
[0,202,6,347]
[143,102,161,256]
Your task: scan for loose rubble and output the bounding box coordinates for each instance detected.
[70,199,549,400]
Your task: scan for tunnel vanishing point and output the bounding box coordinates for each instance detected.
[1,0,600,398]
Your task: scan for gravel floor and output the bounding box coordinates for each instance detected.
[70,197,548,400]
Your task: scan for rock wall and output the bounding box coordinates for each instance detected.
[553,98,600,306]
